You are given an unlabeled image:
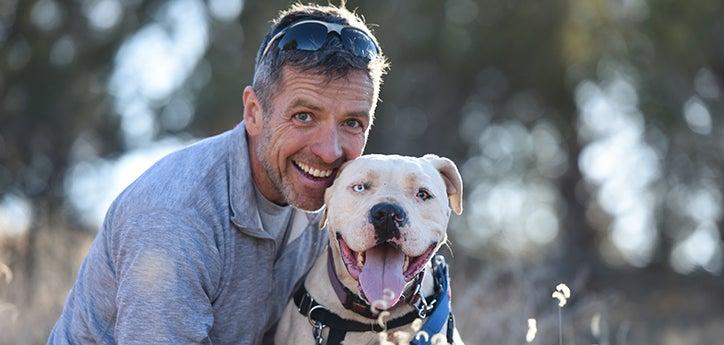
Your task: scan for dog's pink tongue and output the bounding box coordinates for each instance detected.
[359,244,406,309]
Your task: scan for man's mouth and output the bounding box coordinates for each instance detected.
[292,160,335,180]
[336,234,437,309]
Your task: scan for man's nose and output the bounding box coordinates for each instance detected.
[311,124,343,164]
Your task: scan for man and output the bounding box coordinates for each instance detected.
[48,3,387,344]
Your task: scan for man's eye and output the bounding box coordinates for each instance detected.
[293,112,312,122]
[343,119,363,129]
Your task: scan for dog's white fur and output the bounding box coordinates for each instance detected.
[275,154,464,344]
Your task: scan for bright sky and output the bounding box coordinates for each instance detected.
[2,0,241,231]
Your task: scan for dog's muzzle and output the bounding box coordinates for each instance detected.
[368,202,407,242]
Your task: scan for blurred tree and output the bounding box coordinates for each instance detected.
[1,0,722,283]
[1,0,126,294]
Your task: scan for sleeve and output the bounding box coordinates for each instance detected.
[111,210,223,345]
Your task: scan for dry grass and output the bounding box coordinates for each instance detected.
[0,228,92,345]
[1,229,723,345]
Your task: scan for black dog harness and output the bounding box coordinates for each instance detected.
[293,253,455,345]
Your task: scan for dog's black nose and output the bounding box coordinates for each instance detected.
[369,203,407,241]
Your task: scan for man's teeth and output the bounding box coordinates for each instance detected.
[356,251,365,268]
[403,256,410,271]
[295,161,333,178]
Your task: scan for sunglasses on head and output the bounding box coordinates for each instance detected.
[259,20,380,62]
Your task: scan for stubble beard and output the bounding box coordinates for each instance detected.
[256,127,324,212]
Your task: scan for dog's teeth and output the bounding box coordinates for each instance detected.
[403,256,410,271]
[356,251,365,268]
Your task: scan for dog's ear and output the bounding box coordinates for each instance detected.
[320,160,354,228]
[423,154,463,215]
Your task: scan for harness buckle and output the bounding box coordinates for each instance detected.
[298,293,314,314]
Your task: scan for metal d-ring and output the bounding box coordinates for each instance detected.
[307,305,328,345]
[307,305,327,326]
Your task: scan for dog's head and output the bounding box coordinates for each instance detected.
[321,154,463,309]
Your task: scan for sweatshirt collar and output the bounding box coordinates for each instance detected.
[228,121,269,238]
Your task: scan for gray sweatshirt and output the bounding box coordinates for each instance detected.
[48,122,327,344]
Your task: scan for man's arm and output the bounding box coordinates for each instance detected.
[112,210,223,344]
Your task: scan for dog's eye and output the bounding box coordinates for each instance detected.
[416,188,433,201]
[352,184,366,193]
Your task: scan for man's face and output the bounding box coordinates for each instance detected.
[244,66,376,211]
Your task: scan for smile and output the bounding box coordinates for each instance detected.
[292,160,334,178]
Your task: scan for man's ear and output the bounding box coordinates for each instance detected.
[319,160,354,228]
[243,86,263,136]
[423,154,463,215]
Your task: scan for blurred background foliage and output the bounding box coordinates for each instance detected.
[1,0,723,344]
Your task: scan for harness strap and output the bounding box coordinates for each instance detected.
[410,255,452,345]
[327,328,347,345]
[293,286,423,332]
[446,313,455,343]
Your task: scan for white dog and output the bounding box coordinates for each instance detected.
[275,154,464,345]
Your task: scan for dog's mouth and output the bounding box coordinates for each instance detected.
[336,233,436,309]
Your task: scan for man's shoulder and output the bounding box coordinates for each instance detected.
[110,127,247,225]
[156,127,239,175]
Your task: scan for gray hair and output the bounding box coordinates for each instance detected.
[252,3,389,117]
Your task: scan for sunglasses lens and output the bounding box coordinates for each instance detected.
[277,23,329,52]
[267,22,380,61]
[341,29,379,60]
